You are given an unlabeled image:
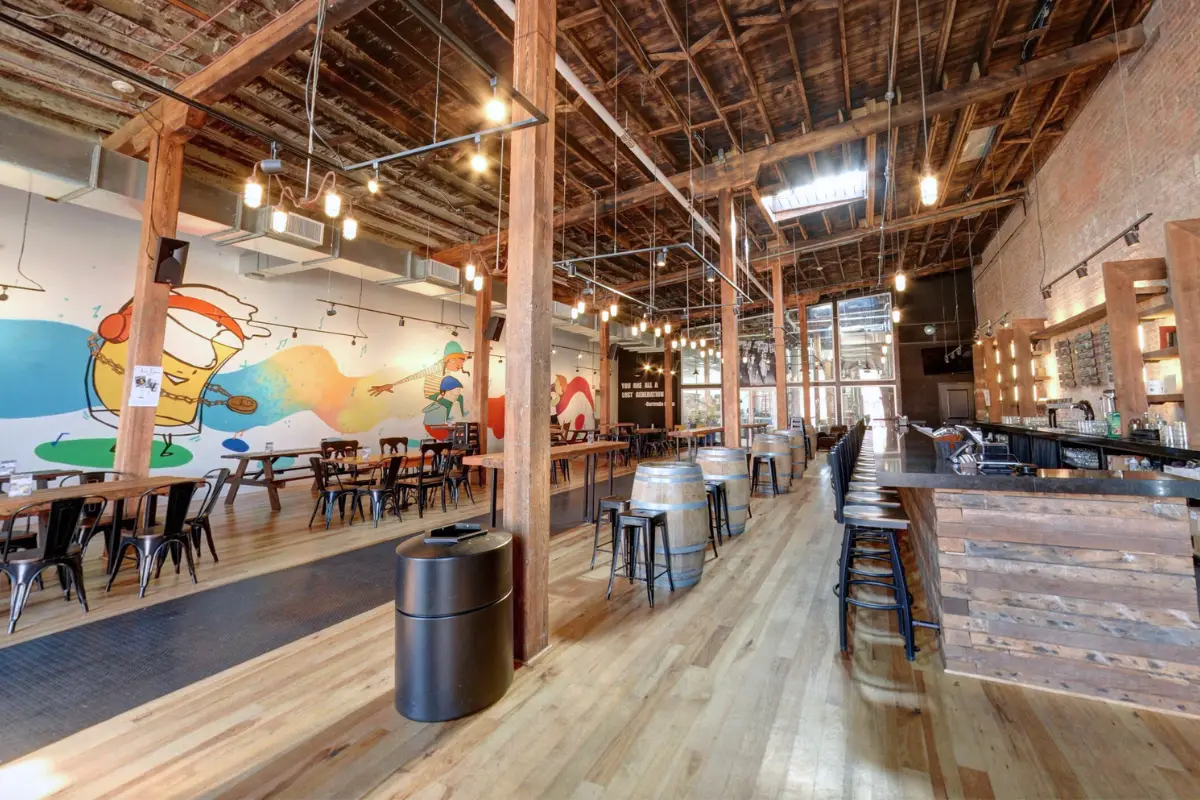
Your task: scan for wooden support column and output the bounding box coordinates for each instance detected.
[982,337,1001,422]
[112,128,187,477]
[1104,258,1167,434]
[771,258,787,429]
[972,341,988,420]
[664,338,675,429]
[798,301,811,424]
[599,322,611,429]
[1165,220,1200,437]
[503,0,556,663]
[472,273,492,455]
[1012,318,1045,416]
[718,188,741,445]
[997,327,1017,418]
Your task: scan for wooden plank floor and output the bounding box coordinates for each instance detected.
[5,469,1200,799]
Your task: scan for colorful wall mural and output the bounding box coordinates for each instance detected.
[0,186,599,476]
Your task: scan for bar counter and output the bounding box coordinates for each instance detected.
[875,427,1200,717]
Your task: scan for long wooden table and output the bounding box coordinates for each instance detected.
[0,475,202,573]
[222,448,325,511]
[668,426,724,460]
[740,422,770,445]
[462,440,629,527]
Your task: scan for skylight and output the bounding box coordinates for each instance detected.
[761,170,867,222]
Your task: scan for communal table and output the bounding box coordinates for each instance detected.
[1,469,81,491]
[461,440,629,527]
[222,448,325,511]
[740,422,769,446]
[669,426,724,461]
[0,475,202,574]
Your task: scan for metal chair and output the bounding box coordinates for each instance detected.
[106,482,200,598]
[349,456,404,527]
[396,442,452,518]
[188,468,229,561]
[1,497,90,633]
[308,457,358,529]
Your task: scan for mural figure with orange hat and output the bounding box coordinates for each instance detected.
[87,285,268,455]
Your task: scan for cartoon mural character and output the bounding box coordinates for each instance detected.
[551,374,595,432]
[422,375,467,437]
[87,285,268,453]
[368,340,472,400]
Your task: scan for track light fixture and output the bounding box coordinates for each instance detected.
[1124,225,1141,246]
[470,136,487,173]
[1075,264,1088,278]
[1042,287,1053,299]
[326,303,337,317]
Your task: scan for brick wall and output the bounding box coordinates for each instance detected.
[973,0,1200,414]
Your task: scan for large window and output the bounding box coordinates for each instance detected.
[801,292,900,427]
[739,389,776,426]
[681,346,721,385]
[680,388,722,426]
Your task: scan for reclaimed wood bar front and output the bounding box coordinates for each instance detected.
[877,428,1200,717]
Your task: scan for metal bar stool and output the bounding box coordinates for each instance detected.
[608,510,675,607]
[592,495,629,569]
[704,481,730,548]
[750,455,781,497]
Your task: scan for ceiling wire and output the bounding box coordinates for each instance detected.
[914,0,932,169]
[1108,0,1140,220]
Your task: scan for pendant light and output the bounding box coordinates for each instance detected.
[484,77,507,122]
[914,0,938,208]
[342,215,358,240]
[663,321,672,334]
[895,271,907,292]
[244,178,263,209]
[271,207,289,234]
[473,275,484,292]
[609,301,618,317]
[324,189,342,218]
[470,135,487,173]
[892,308,901,324]
[465,262,477,282]
[601,309,610,322]
[654,326,662,338]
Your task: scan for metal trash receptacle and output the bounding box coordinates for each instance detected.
[395,524,513,722]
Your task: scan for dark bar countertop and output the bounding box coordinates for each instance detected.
[874,426,1200,499]
[974,421,1200,462]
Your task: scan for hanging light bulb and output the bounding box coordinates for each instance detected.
[654,326,662,338]
[895,271,907,292]
[271,207,288,233]
[919,169,939,206]
[471,275,482,292]
[690,339,697,350]
[639,318,648,332]
[882,343,889,354]
[706,266,716,283]
[324,190,342,218]
[470,151,488,172]
[244,178,263,209]
[656,248,667,267]
[601,309,610,322]
[484,79,507,122]
[577,298,586,313]
[367,177,380,195]
[342,215,358,240]
[885,332,893,344]
[699,337,707,347]
[465,262,476,282]
[742,355,749,364]
[570,307,579,320]
[891,308,901,324]
[609,301,618,316]
[664,321,672,334]
[707,348,714,357]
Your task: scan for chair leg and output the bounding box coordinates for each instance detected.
[68,558,88,613]
[640,525,654,607]
[606,526,625,600]
[105,542,132,592]
[837,524,855,653]
[138,547,158,598]
[309,495,323,528]
[887,531,916,661]
[7,575,33,634]
[659,521,675,591]
[769,460,779,496]
[591,509,603,569]
[202,518,218,562]
[182,536,198,585]
[721,489,732,541]
[324,495,336,530]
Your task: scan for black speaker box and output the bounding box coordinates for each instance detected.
[484,316,505,341]
[607,343,620,360]
[153,236,189,286]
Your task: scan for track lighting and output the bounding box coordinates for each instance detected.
[1124,226,1141,246]
[473,275,484,292]
[484,79,507,122]
[891,308,901,324]
[324,190,342,218]
[895,271,907,292]
[342,215,357,240]
[326,304,337,317]
[1075,264,1088,278]
[271,207,288,233]
[244,178,263,209]
[1042,287,1052,299]
[465,262,476,282]
[919,169,938,206]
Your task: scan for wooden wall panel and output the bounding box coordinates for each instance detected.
[1164,220,1200,438]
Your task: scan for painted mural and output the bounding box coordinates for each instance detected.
[0,186,598,476]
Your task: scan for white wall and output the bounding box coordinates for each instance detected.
[0,185,600,478]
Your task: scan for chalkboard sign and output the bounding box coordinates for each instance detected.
[617,350,667,428]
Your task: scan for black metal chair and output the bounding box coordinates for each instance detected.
[188,468,229,561]
[349,455,404,527]
[396,442,452,518]
[750,454,781,496]
[308,457,358,529]
[1,497,90,634]
[106,481,200,598]
[60,471,132,548]
[705,481,731,546]
[609,509,675,607]
[444,451,476,510]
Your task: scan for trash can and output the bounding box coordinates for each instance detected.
[395,523,513,722]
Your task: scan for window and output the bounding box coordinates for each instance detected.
[680,388,722,426]
[787,386,806,425]
[837,294,894,381]
[806,303,834,382]
[681,346,721,385]
[810,386,839,428]
[739,389,776,426]
[841,385,897,425]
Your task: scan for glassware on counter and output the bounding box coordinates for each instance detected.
[1163,421,1189,449]
[1078,419,1109,437]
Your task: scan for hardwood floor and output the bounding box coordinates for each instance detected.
[5,468,1199,799]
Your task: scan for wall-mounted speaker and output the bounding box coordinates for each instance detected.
[153,236,189,286]
[484,316,505,341]
[607,343,620,360]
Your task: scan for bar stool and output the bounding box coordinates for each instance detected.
[608,510,675,607]
[704,482,728,551]
[591,495,629,569]
[750,454,781,497]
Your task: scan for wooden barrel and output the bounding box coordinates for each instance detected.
[695,447,751,535]
[776,429,807,479]
[751,433,792,492]
[631,462,710,588]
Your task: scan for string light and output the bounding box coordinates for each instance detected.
[324,190,342,218]
[244,179,263,209]
[895,271,907,292]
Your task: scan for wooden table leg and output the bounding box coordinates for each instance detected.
[224,457,250,506]
[262,458,282,512]
[489,468,499,527]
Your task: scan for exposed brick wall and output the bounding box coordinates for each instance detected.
[972,0,1200,415]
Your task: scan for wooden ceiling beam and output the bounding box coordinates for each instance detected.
[997,74,1073,190]
[105,0,380,156]
[931,0,957,88]
[654,0,739,149]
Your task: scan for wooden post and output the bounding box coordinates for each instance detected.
[1104,258,1167,434]
[1012,318,1045,416]
[599,322,611,429]
[113,129,186,477]
[1165,221,1200,438]
[664,338,675,429]
[771,258,787,429]
[997,327,1017,418]
[798,300,810,424]
[982,337,1001,422]
[473,273,492,456]
[503,0,556,663]
[972,341,987,420]
[719,188,741,445]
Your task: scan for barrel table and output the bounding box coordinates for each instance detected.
[630,462,710,587]
[776,429,807,479]
[695,447,751,536]
[751,433,792,493]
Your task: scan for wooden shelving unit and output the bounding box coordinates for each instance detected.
[1138,297,1175,320]
[1142,346,1179,362]
[1030,286,1167,342]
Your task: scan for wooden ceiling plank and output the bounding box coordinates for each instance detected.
[931,0,957,87]
[997,74,1072,190]
[654,0,739,149]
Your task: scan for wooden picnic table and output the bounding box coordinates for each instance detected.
[462,440,629,527]
[221,448,326,511]
[0,475,202,573]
